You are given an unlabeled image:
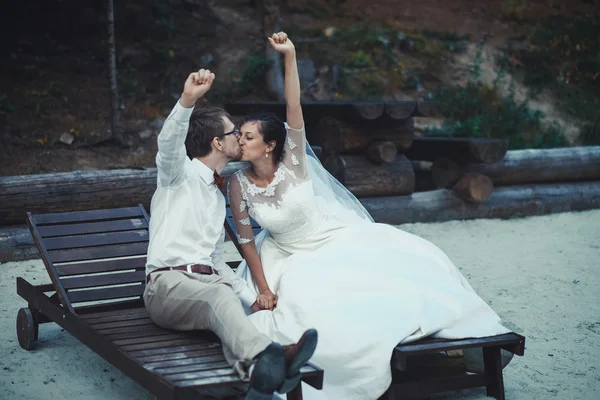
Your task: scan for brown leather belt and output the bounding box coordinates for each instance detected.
[146,263,218,284]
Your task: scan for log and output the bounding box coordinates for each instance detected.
[405,137,509,164]
[367,141,397,164]
[0,162,251,226]
[385,102,417,120]
[316,116,413,155]
[432,146,600,188]
[451,173,494,203]
[411,160,436,192]
[324,154,414,197]
[224,101,419,125]
[431,158,463,188]
[353,103,384,120]
[360,181,600,224]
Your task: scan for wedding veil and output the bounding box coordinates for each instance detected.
[303,138,374,224]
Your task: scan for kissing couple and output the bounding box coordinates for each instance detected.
[145,31,510,400]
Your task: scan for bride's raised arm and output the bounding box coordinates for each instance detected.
[269,32,308,178]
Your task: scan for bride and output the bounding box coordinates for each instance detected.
[227,32,510,399]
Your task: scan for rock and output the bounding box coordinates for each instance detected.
[59,133,74,145]
[138,129,154,140]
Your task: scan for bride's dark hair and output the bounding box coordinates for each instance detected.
[241,112,286,162]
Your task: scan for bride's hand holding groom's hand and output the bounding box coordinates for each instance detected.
[253,289,278,311]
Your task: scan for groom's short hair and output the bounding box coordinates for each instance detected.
[185,107,232,158]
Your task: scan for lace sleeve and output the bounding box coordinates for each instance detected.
[282,123,308,180]
[227,173,255,245]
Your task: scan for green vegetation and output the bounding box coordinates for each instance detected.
[426,83,566,149]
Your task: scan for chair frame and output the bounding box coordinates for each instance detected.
[16,204,323,400]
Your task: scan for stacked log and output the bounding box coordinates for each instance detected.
[314,116,413,155]
[361,181,600,224]
[431,146,600,188]
[367,141,398,164]
[2,146,600,262]
[405,137,509,164]
[407,137,509,203]
[323,154,415,197]
[224,100,439,127]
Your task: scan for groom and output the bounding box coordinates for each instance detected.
[143,68,318,398]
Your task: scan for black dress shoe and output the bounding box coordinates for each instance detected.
[278,329,319,394]
[245,343,286,400]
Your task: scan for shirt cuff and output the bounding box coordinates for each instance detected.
[169,100,195,122]
[238,286,257,308]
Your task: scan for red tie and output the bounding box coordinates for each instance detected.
[213,170,225,189]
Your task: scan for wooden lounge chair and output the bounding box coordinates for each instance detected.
[16,205,323,400]
[223,203,525,400]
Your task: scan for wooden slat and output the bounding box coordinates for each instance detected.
[144,352,225,369]
[107,327,173,341]
[129,343,222,358]
[121,338,211,352]
[33,207,143,225]
[95,321,158,335]
[173,365,322,388]
[92,316,152,330]
[56,257,147,276]
[137,348,223,364]
[79,306,147,320]
[61,271,145,290]
[395,333,524,355]
[157,361,230,376]
[37,218,148,238]
[68,284,145,303]
[173,374,242,388]
[82,310,149,324]
[74,299,145,316]
[44,230,149,251]
[167,367,237,382]
[50,242,148,263]
[113,333,194,346]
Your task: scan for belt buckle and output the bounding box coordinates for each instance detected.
[186,263,193,273]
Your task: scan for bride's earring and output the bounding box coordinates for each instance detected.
[265,152,269,158]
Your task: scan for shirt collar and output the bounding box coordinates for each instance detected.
[191,158,215,185]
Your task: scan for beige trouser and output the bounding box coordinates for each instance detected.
[143,270,272,368]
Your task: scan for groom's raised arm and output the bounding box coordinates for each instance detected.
[156,69,215,187]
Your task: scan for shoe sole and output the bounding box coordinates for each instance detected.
[279,329,318,394]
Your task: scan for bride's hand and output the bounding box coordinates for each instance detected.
[268,32,295,55]
[257,289,278,310]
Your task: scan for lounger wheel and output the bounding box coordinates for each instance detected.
[17,308,38,350]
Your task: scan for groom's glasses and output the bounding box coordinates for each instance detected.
[220,128,241,138]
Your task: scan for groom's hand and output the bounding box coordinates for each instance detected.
[251,302,262,313]
[180,68,215,108]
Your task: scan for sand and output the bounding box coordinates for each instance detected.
[1,210,599,400]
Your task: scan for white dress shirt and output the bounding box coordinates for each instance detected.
[146,100,256,307]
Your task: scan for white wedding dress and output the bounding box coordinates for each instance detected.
[227,124,509,400]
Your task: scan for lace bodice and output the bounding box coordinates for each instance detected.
[228,125,322,244]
